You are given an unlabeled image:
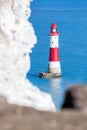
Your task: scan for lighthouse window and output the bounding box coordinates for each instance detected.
[55,37,57,39]
[52,41,54,43]
[51,28,56,32]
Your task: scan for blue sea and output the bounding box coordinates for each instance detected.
[27,0,87,109]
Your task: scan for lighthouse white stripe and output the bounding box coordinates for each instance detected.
[49,61,61,68]
[50,36,59,48]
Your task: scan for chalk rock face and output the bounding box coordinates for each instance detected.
[0,0,55,111]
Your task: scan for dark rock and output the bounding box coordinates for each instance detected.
[62,90,75,108]
[62,85,87,110]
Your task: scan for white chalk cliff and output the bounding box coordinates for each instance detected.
[0,0,55,111]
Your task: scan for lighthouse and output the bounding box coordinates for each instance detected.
[48,23,61,74]
[39,23,61,78]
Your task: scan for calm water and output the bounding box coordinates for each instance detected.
[27,0,87,109]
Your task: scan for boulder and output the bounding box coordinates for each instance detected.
[62,85,87,111]
[0,96,87,130]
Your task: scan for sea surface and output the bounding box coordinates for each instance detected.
[27,0,87,109]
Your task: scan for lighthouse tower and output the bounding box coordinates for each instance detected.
[39,23,61,78]
[48,23,61,75]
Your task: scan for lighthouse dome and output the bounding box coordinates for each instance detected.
[51,23,57,29]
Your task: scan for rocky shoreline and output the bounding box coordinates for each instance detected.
[0,86,87,130]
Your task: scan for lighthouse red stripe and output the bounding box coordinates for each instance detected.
[50,32,59,36]
[49,48,60,61]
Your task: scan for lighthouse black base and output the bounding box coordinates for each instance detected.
[39,72,61,78]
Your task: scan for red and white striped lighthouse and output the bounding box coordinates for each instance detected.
[48,23,61,75]
[39,23,61,78]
